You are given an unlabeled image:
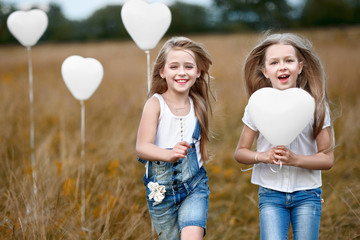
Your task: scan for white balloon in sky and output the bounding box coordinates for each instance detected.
[121,0,171,50]
[7,9,48,47]
[61,55,104,101]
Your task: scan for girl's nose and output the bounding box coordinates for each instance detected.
[178,66,186,75]
[279,61,287,70]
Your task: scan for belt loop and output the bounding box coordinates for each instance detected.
[183,182,190,193]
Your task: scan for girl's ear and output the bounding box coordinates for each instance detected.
[197,70,201,78]
[298,61,304,74]
[160,68,164,79]
[261,67,268,79]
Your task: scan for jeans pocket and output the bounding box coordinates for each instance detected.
[194,176,210,196]
[148,161,168,178]
[258,186,273,196]
[301,187,322,198]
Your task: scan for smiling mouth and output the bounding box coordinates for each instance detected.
[175,79,188,84]
[278,75,289,83]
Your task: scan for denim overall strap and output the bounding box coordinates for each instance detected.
[138,119,201,164]
[191,119,201,148]
[192,119,201,141]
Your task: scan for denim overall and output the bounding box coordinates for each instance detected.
[139,120,210,240]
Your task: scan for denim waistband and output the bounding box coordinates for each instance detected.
[143,166,207,193]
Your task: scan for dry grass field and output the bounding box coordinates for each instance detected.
[0,27,359,239]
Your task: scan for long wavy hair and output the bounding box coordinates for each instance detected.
[243,32,334,150]
[150,36,214,162]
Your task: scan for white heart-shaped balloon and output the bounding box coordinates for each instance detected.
[121,0,171,50]
[248,87,315,146]
[61,56,104,101]
[7,9,48,47]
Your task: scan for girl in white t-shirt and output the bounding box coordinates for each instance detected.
[234,33,335,239]
[136,37,214,240]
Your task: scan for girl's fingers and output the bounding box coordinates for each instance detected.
[175,146,189,153]
[274,148,286,154]
[274,154,282,161]
[179,141,191,148]
[178,149,188,156]
[174,153,186,159]
[170,141,191,161]
[173,146,188,157]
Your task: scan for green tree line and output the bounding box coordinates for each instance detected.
[0,0,359,44]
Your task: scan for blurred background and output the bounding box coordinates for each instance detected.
[0,0,359,239]
[1,0,360,43]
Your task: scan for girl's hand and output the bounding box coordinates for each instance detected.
[168,141,191,162]
[257,148,278,164]
[272,145,297,166]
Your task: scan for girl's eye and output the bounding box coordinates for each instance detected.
[185,65,194,69]
[170,65,177,69]
[286,59,294,63]
[270,61,277,65]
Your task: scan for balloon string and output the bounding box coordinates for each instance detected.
[145,50,151,94]
[151,221,155,240]
[269,160,283,173]
[241,160,283,173]
[27,46,38,197]
[80,100,86,229]
[145,50,155,240]
[241,166,254,172]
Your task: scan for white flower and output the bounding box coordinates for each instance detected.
[147,182,166,206]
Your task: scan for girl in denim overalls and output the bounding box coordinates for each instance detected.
[234,33,335,239]
[136,37,214,240]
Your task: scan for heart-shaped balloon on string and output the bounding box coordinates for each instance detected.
[121,0,171,50]
[7,9,48,47]
[61,56,104,101]
[248,87,315,146]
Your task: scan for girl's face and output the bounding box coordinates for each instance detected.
[262,43,303,90]
[160,49,200,94]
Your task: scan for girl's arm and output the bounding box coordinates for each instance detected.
[136,97,190,162]
[234,125,278,165]
[273,127,334,170]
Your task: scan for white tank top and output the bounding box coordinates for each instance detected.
[153,93,202,165]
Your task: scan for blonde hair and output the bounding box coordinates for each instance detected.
[150,36,214,162]
[243,32,334,149]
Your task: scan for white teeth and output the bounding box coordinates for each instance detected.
[177,80,187,83]
[279,75,289,79]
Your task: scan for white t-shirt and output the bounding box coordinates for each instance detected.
[242,104,331,193]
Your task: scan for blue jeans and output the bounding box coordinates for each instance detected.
[258,186,322,240]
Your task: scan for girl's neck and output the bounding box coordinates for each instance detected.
[162,90,189,105]
[162,91,190,115]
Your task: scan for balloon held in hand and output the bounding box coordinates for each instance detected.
[248,88,315,146]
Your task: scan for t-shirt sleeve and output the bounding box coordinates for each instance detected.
[242,105,258,131]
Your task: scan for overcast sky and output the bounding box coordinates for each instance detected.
[2,0,212,20]
[3,0,302,21]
